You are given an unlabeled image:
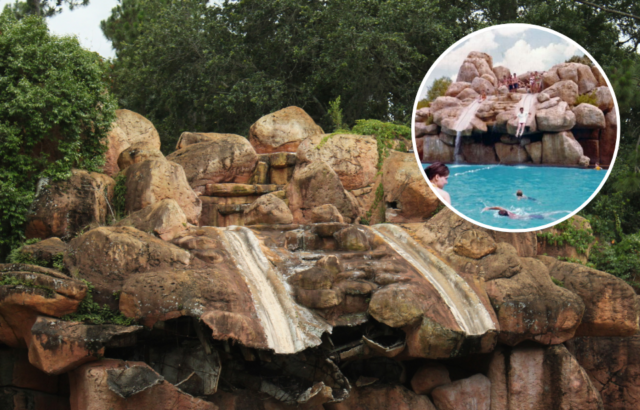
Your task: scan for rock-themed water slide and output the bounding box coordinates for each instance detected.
[416,51,616,167]
[2,106,638,409]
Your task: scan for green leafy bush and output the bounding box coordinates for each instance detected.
[0,11,116,260]
[589,233,640,283]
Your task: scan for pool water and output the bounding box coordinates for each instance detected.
[422,164,607,230]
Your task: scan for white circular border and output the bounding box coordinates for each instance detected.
[411,23,621,233]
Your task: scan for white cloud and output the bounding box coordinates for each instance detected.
[436,31,500,72]
[494,39,579,75]
[493,25,528,38]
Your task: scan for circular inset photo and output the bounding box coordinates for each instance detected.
[412,24,619,232]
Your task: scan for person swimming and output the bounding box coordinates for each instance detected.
[483,206,544,220]
[516,190,536,201]
[425,162,451,205]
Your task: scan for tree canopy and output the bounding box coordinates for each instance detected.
[0,10,116,258]
[3,0,89,18]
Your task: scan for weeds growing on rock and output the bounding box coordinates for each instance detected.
[62,280,136,326]
[0,274,55,297]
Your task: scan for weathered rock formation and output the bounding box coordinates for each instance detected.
[3,107,638,410]
[416,53,617,167]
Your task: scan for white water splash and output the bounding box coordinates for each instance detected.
[370,224,495,336]
[221,226,330,354]
[453,100,482,162]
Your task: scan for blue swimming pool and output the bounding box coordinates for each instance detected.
[422,164,608,230]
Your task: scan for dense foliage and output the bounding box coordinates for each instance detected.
[0,11,116,260]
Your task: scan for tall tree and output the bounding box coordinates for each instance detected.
[3,0,89,18]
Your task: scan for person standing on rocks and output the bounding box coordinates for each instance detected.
[425,162,451,205]
[516,107,530,137]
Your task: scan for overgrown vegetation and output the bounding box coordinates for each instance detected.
[0,10,116,261]
[61,280,137,326]
[351,120,411,169]
[537,219,595,255]
[108,174,128,224]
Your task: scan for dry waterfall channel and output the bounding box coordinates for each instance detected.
[221,226,328,354]
[371,224,496,336]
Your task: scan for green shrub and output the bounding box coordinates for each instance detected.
[536,219,595,255]
[589,233,640,283]
[0,11,117,260]
[576,91,598,106]
[417,99,430,109]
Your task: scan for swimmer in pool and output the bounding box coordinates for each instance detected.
[516,190,536,201]
[425,162,451,205]
[595,163,602,170]
[483,206,544,220]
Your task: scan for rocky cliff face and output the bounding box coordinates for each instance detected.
[2,106,637,409]
[416,52,616,167]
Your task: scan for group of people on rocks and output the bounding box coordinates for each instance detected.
[498,71,544,93]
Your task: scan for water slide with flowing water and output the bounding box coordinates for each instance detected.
[220,226,330,354]
[453,99,482,162]
[370,224,496,336]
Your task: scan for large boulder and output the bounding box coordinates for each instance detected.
[445,82,471,97]
[28,316,140,375]
[116,143,164,172]
[18,237,68,266]
[249,106,324,153]
[175,132,242,150]
[123,159,202,224]
[287,161,361,224]
[429,97,461,113]
[489,345,603,410]
[542,80,579,105]
[381,151,440,223]
[536,101,576,132]
[486,257,585,345]
[115,198,189,241]
[542,131,584,165]
[243,193,293,225]
[0,265,87,347]
[103,109,161,177]
[573,103,606,129]
[25,170,115,240]
[166,135,259,190]
[297,134,378,190]
[539,256,639,337]
[64,226,191,295]
[471,76,495,95]
[600,109,617,166]
[566,335,640,410]
[594,86,614,113]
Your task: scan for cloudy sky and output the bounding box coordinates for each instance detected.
[0,0,119,58]
[418,25,586,99]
